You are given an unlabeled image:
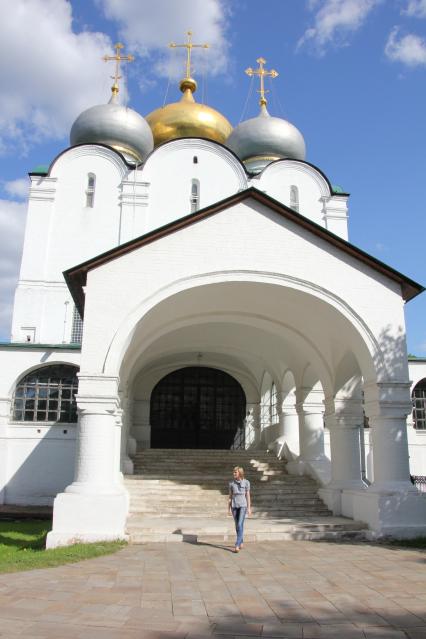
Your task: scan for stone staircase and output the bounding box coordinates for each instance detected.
[124,449,368,543]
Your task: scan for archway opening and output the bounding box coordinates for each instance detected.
[150,366,246,449]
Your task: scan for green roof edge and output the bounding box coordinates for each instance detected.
[0,342,81,350]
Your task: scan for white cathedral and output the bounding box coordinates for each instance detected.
[0,41,426,548]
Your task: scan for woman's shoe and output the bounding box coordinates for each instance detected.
[233,546,240,553]
[239,543,244,549]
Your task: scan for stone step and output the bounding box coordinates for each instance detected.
[125,478,316,487]
[128,474,303,482]
[132,468,287,476]
[129,505,329,514]
[133,448,273,454]
[127,495,326,505]
[125,515,368,543]
[126,448,339,534]
[129,508,330,520]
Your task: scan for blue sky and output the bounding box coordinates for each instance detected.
[0,0,425,354]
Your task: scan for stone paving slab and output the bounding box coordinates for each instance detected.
[0,540,425,637]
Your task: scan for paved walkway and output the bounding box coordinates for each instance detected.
[0,540,425,638]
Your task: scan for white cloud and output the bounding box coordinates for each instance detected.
[0,0,115,153]
[4,178,29,200]
[403,0,426,17]
[0,199,27,340]
[97,0,230,79]
[385,27,426,66]
[298,0,382,53]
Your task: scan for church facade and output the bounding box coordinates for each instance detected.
[0,46,425,547]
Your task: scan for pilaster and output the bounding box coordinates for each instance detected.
[118,177,150,243]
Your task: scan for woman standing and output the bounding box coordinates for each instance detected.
[228,466,251,553]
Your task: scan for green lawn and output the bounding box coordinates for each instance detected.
[0,519,126,574]
[387,537,426,549]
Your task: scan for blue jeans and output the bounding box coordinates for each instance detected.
[232,507,247,548]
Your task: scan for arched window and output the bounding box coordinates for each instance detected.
[86,173,96,208]
[413,378,426,430]
[290,185,299,212]
[12,365,79,423]
[190,179,200,212]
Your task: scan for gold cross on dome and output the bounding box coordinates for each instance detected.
[103,42,134,96]
[169,30,209,79]
[245,57,279,107]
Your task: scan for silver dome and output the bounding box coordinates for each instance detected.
[70,96,153,162]
[227,105,306,173]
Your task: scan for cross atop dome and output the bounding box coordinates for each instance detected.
[103,42,134,100]
[245,57,279,107]
[169,31,209,94]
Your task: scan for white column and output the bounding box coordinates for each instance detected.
[345,381,426,538]
[364,382,414,492]
[281,406,300,457]
[326,397,364,490]
[120,397,134,475]
[287,388,330,484]
[297,389,326,463]
[245,402,260,449]
[46,375,128,548]
[132,399,150,448]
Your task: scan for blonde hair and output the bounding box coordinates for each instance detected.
[233,466,244,479]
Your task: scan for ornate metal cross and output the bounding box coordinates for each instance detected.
[103,42,134,97]
[245,57,279,106]
[169,31,209,79]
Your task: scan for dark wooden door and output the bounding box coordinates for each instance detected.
[150,367,246,449]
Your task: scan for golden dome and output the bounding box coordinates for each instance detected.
[146,78,233,148]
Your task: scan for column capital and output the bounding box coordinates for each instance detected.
[364,399,412,421]
[282,405,298,417]
[296,400,324,415]
[76,374,120,416]
[76,395,120,416]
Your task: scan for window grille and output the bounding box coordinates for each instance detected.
[71,306,83,343]
[86,173,96,208]
[12,365,79,423]
[190,179,200,212]
[290,185,299,212]
[413,379,426,430]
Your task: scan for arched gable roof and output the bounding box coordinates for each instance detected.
[64,187,424,316]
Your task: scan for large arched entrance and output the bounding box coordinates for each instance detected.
[150,366,246,449]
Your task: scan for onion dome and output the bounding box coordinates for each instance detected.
[70,43,153,163]
[70,92,154,163]
[227,104,306,173]
[226,57,305,173]
[146,76,232,147]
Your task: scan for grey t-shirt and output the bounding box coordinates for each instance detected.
[229,478,250,508]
